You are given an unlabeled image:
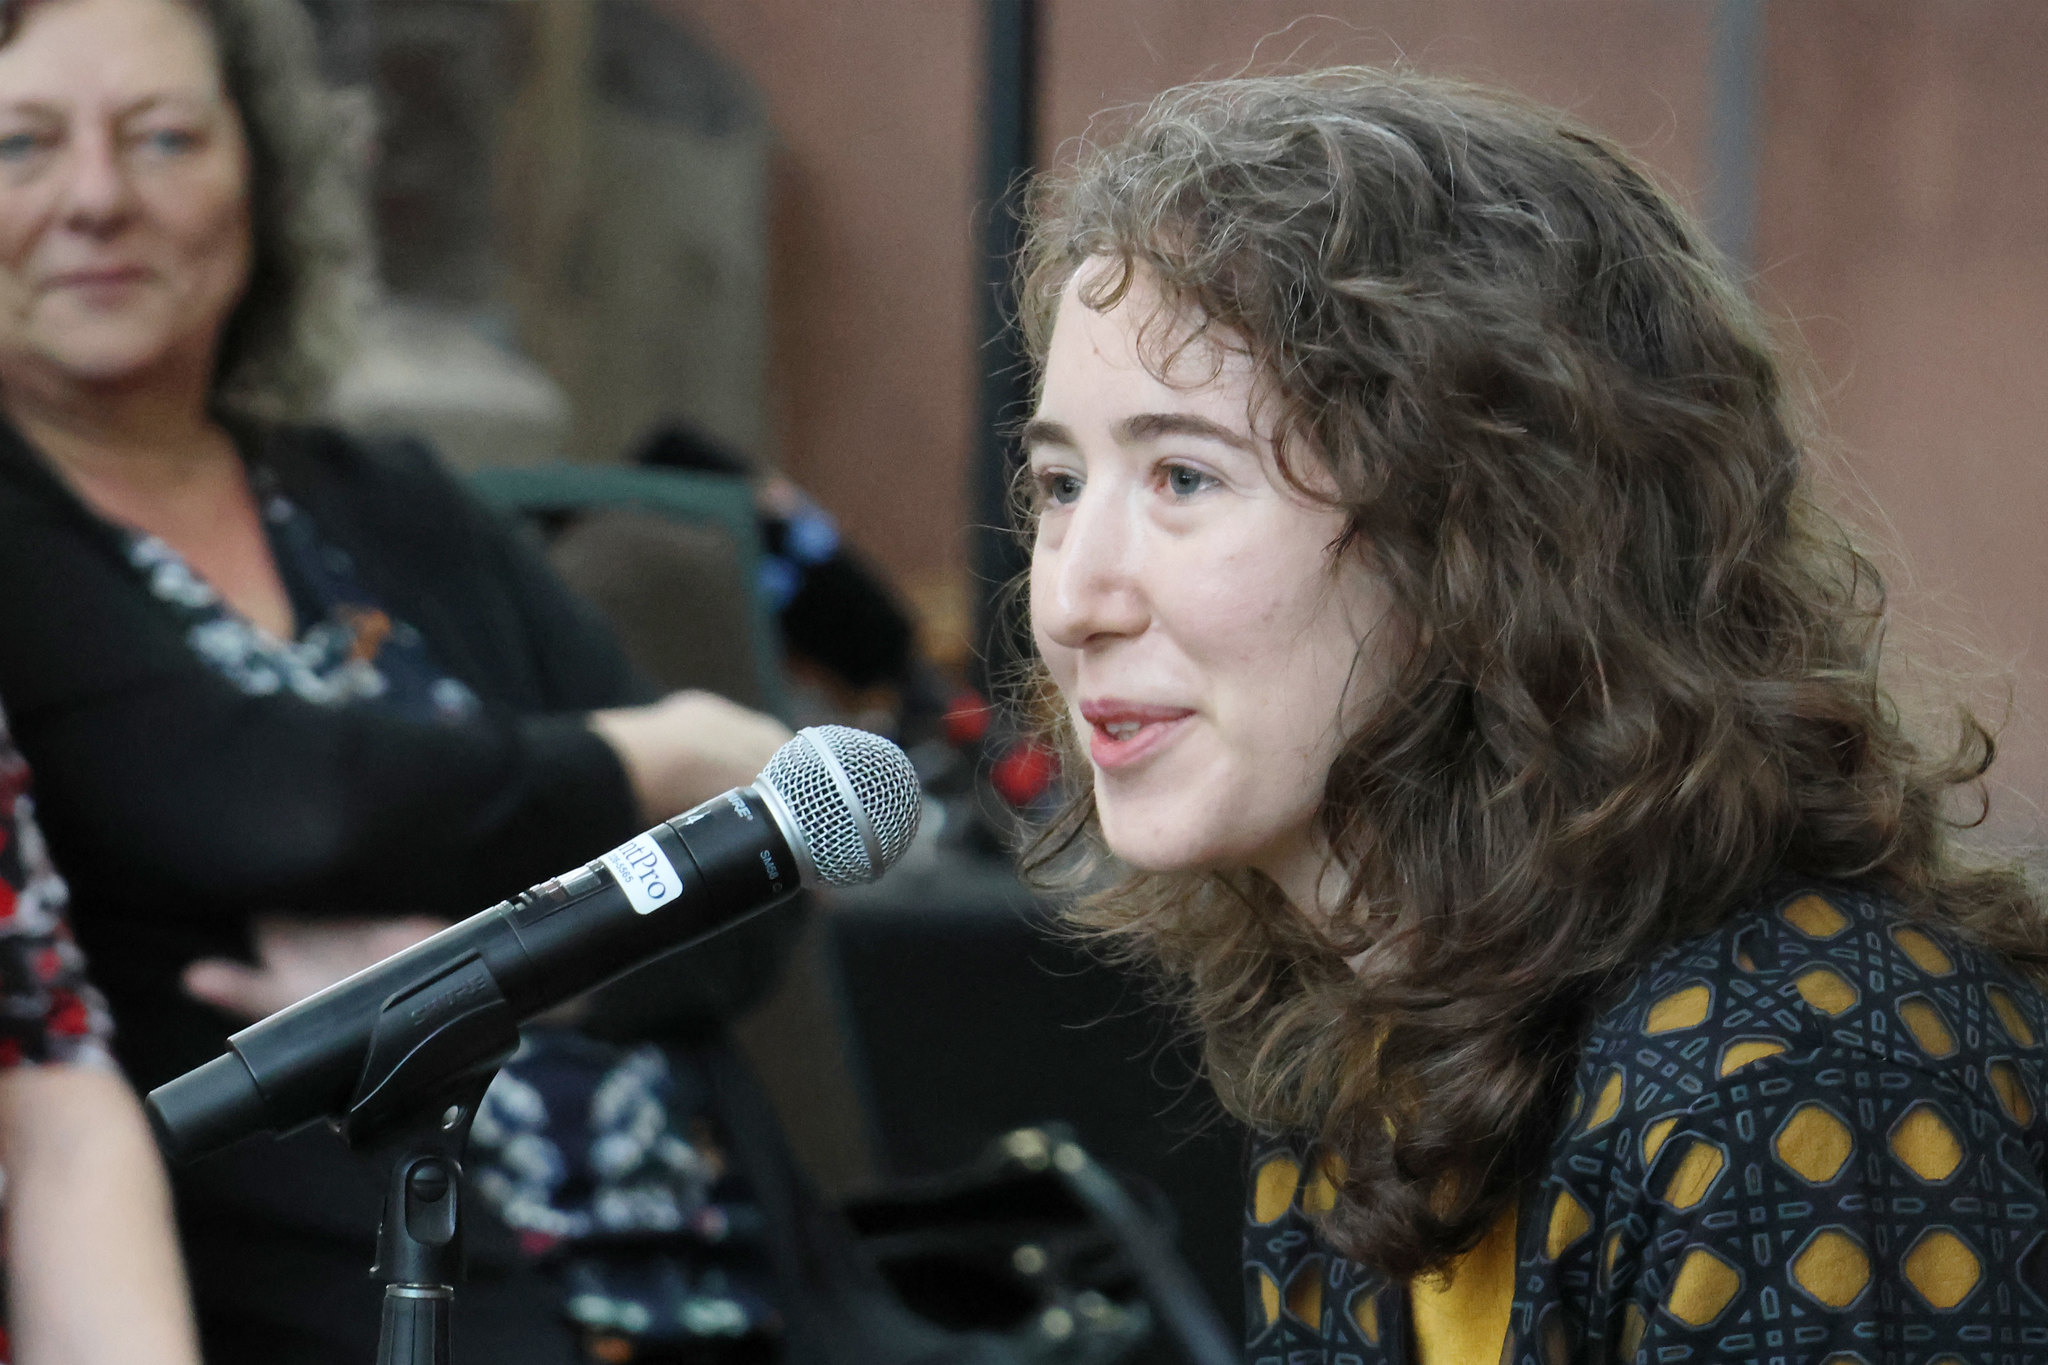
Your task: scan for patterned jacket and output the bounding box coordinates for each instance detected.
[1245,881,2048,1365]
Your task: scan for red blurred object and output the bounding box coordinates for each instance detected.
[518,1229,563,1258]
[47,989,88,1037]
[990,740,1058,807]
[942,690,993,747]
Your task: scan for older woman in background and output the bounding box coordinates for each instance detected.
[0,0,789,1360]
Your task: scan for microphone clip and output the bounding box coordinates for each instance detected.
[340,949,520,1150]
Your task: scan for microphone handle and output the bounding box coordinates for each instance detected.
[149,787,800,1163]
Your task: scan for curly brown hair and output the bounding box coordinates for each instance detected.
[1014,68,2048,1282]
[0,0,369,417]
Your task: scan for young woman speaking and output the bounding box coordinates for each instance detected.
[1018,69,2048,1365]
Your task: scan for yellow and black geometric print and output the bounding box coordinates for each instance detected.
[1243,880,2048,1365]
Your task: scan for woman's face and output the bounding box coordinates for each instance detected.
[1029,265,1398,909]
[0,0,251,396]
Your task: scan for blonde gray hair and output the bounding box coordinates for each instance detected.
[199,0,372,418]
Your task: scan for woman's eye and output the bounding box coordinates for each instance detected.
[1034,469,1083,507]
[1162,463,1216,498]
[134,127,202,156]
[0,130,48,163]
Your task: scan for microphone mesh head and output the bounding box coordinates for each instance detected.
[758,725,921,886]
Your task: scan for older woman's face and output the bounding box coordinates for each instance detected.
[0,0,250,395]
[1028,266,1397,908]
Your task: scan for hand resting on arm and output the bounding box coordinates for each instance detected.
[182,915,450,1021]
[587,689,794,823]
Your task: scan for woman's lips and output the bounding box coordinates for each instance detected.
[1079,700,1195,771]
[44,266,152,299]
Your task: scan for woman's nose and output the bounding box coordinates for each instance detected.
[58,127,137,234]
[1033,486,1149,651]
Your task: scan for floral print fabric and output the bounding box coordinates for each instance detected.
[122,470,479,723]
[0,706,112,1070]
[467,1032,780,1352]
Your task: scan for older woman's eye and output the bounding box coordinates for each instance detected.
[0,130,50,163]
[137,127,202,156]
[1163,463,1216,498]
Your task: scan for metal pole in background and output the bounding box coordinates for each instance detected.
[1704,0,1766,272]
[969,0,1039,696]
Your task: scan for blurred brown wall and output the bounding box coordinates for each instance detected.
[1040,2,1714,188]
[655,0,985,656]
[657,0,2048,833]
[1756,0,2048,830]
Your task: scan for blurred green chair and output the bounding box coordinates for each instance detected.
[470,463,788,718]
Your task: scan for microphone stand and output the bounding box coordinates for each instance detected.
[360,1070,495,1365]
[334,950,526,1365]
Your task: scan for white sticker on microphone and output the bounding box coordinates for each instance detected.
[600,834,683,915]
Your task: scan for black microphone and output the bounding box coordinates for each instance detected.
[145,725,921,1165]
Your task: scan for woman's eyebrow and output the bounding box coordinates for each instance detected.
[1019,417,1076,453]
[1115,411,1255,451]
[116,92,215,120]
[0,93,211,121]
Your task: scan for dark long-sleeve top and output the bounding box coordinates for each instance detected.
[0,417,655,1093]
[1245,880,2048,1364]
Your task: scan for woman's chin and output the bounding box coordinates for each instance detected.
[1097,798,1316,891]
[15,334,178,390]
[1098,815,1244,878]
[10,304,198,388]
